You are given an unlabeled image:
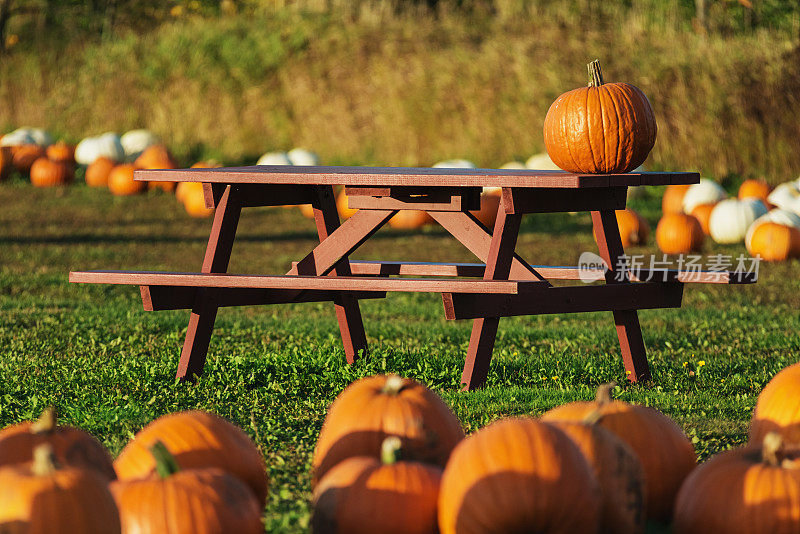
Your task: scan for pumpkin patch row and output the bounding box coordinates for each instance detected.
[311,368,800,533]
[0,408,268,533]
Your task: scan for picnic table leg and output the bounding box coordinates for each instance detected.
[312,186,368,364]
[461,194,522,390]
[176,185,242,380]
[591,209,651,382]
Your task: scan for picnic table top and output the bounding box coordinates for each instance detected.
[135,165,699,189]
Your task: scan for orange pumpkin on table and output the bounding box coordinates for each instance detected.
[45,141,76,165]
[655,213,704,254]
[746,222,800,262]
[112,441,262,534]
[108,163,146,196]
[689,203,715,235]
[662,184,691,215]
[543,60,657,174]
[541,384,696,523]
[313,436,442,534]
[312,374,464,486]
[114,410,268,505]
[0,444,121,533]
[85,156,116,188]
[12,144,46,174]
[0,407,116,480]
[29,157,73,187]
[135,144,177,192]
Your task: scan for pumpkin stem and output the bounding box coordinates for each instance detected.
[381,436,403,465]
[588,59,605,87]
[150,441,180,479]
[381,374,406,396]
[594,383,616,407]
[762,432,784,467]
[584,409,604,425]
[32,444,58,477]
[31,406,57,434]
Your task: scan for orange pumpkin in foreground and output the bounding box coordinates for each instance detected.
[750,362,800,445]
[313,436,442,534]
[112,441,262,534]
[312,374,464,486]
[689,203,715,236]
[108,164,146,196]
[662,184,691,215]
[655,213,704,254]
[543,60,657,174]
[746,222,800,262]
[0,407,116,480]
[0,444,120,533]
[85,156,116,188]
[544,420,646,534]
[46,142,76,165]
[738,179,771,205]
[12,144,46,174]
[29,157,73,187]
[673,433,800,533]
[438,417,600,534]
[114,410,268,505]
[541,384,696,523]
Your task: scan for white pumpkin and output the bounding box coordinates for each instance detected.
[767,182,800,215]
[525,152,560,170]
[682,179,727,214]
[432,159,476,168]
[0,129,35,147]
[708,198,768,244]
[75,133,125,165]
[499,161,526,170]
[28,128,53,147]
[256,151,293,165]
[287,148,319,166]
[121,129,160,160]
[745,208,800,250]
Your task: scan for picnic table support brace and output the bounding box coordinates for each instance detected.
[460,192,523,391]
[591,209,651,382]
[176,184,242,381]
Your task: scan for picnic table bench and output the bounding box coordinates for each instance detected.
[70,165,756,390]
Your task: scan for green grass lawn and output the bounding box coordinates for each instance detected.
[1,178,798,532]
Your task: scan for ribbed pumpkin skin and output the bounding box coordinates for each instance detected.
[12,144,46,174]
[672,444,800,533]
[656,213,704,254]
[662,184,691,215]
[46,142,76,165]
[747,222,800,262]
[543,79,656,174]
[29,157,73,187]
[0,460,120,533]
[438,417,600,534]
[85,156,116,187]
[0,419,116,480]
[312,375,464,486]
[689,203,715,235]
[750,363,800,445]
[111,467,262,534]
[541,397,696,523]
[114,411,268,504]
[313,456,442,534]
[108,164,147,196]
[544,421,646,534]
[738,179,771,204]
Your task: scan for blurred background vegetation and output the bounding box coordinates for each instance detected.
[1,0,799,182]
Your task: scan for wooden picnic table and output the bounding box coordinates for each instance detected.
[70,165,755,390]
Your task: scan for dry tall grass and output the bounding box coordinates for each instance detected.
[2,3,799,182]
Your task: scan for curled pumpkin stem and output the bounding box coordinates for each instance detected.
[150,441,180,479]
[594,383,616,407]
[588,59,604,87]
[32,444,58,477]
[31,406,57,434]
[381,436,403,465]
[762,432,784,467]
[381,374,406,396]
[584,409,604,426]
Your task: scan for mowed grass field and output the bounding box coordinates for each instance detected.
[1,177,799,531]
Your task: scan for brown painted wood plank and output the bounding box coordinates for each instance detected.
[135,166,699,189]
[346,191,481,211]
[442,282,684,320]
[70,270,543,294]
[502,187,628,214]
[140,285,386,311]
